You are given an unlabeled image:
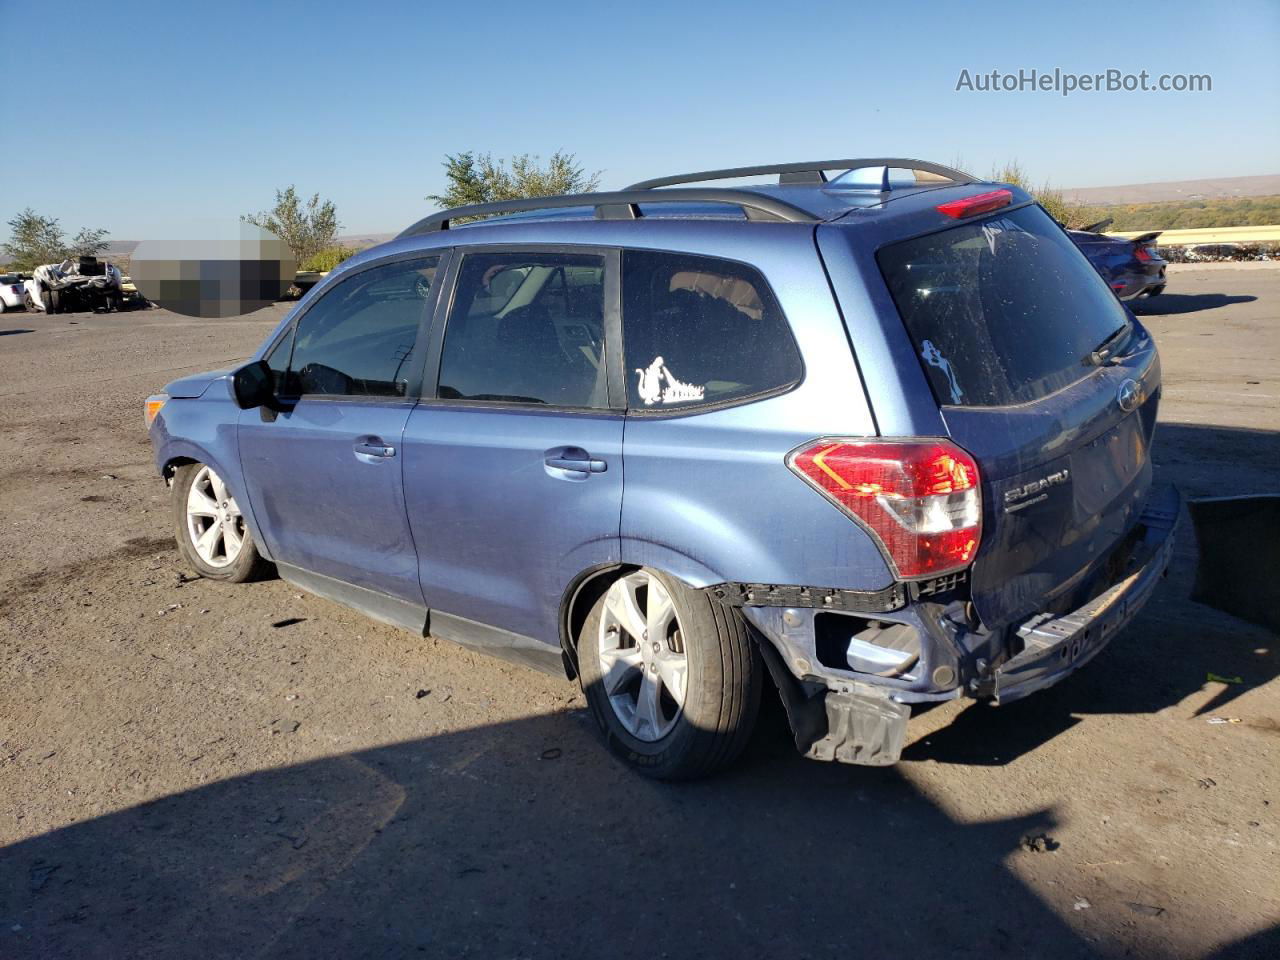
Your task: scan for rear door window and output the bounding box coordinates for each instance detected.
[877,204,1130,407]
[621,250,802,410]
[437,252,608,408]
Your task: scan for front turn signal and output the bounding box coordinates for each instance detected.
[144,394,168,428]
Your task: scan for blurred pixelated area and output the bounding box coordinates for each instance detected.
[131,223,296,317]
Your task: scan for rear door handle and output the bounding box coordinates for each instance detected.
[354,439,396,459]
[545,455,607,474]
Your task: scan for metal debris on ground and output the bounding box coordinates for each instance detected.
[1125,902,1167,918]
[1021,833,1060,853]
[1206,717,1243,725]
[1206,673,1244,685]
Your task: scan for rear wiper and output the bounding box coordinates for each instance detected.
[1087,322,1131,366]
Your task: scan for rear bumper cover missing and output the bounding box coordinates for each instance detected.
[993,484,1180,703]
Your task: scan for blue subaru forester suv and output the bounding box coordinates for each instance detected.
[146,159,1178,779]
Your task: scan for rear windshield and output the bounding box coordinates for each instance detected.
[877,204,1129,407]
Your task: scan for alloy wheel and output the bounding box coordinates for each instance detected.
[597,571,689,741]
[185,465,246,568]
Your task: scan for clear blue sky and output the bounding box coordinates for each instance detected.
[2,0,1277,238]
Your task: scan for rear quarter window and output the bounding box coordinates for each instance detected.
[877,204,1130,407]
[622,250,802,411]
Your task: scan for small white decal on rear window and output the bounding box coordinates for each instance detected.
[635,356,706,405]
[921,339,964,404]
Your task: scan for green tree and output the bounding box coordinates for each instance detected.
[990,161,1084,227]
[301,246,358,273]
[3,209,110,270]
[427,151,602,215]
[243,186,339,265]
[68,227,110,258]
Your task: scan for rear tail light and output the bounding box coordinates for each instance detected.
[788,439,982,579]
[936,189,1013,219]
[1133,244,1153,262]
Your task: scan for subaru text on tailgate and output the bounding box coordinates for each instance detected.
[146,158,1177,779]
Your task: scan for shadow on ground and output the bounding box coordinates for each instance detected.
[1132,293,1257,315]
[2,423,1276,959]
[3,708,1275,959]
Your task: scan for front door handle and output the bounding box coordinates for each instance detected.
[354,438,396,459]
[545,454,607,474]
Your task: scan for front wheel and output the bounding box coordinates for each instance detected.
[579,568,761,780]
[172,462,269,582]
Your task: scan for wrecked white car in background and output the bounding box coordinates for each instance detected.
[24,257,125,313]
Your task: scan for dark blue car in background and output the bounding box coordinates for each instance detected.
[145,159,1178,780]
[1071,218,1168,300]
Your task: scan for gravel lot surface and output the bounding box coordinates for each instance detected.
[1,267,1277,959]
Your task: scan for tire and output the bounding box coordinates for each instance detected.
[578,568,761,780]
[172,462,270,583]
[45,287,61,314]
[22,291,36,311]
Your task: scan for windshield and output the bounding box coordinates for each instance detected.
[877,204,1129,407]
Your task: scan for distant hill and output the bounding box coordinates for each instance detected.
[1062,174,1280,206]
[1072,194,1280,231]
[335,232,397,250]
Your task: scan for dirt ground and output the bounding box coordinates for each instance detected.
[1,266,1277,959]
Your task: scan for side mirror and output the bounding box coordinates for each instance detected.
[231,359,274,410]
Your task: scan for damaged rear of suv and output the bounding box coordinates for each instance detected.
[748,181,1177,768]
[150,158,1176,780]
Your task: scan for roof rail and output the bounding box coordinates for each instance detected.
[625,158,976,190]
[398,189,821,237]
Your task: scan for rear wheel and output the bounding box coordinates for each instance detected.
[45,287,61,314]
[578,568,761,779]
[172,462,269,582]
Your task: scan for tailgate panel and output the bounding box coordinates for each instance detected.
[943,346,1161,629]
[958,409,1152,628]
[871,202,1164,630]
